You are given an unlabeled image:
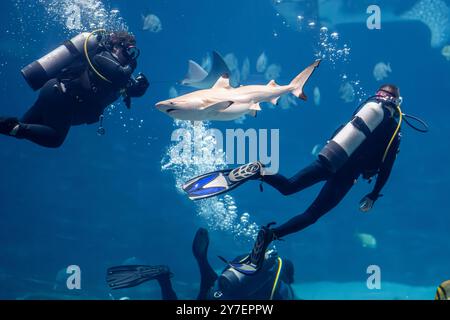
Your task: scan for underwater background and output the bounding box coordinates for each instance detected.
[0,0,449,299]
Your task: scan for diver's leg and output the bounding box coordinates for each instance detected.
[262,160,332,195]
[15,80,73,148]
[273,170,358,238]
[157,275,178,300]
[192,228,218,300]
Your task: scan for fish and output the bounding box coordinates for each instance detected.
[181,51,231,89]
[356,233,377,249]
[373,62,392,81]
[256,52,268,73]
[142,13,162,33]
[313,86,321,106]
[241,57,251,82]
[264,64,282,80]
[156,60,321,121]
[272,0,450,48]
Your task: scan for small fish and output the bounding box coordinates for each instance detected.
[356,233,377,249]
[241,57,250,82]
[142,13,162,33]
[264,64,282,80]
[339,82,355,103]
[373,62,392,81]
[256,52,268,73]
[313,87,320,106]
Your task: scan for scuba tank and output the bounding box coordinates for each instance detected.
[21,32,102,91]
[318,99,396,173]
[211,250,284,300]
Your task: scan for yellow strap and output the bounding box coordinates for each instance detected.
[84,29,113,84]
[270,257,283,300]
[382,105,403,163]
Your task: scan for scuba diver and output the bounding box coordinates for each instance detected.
[0,30,149,148]
[183,84,429,274]
[106,228,296,300]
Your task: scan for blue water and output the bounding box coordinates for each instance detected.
[0,0,449,299]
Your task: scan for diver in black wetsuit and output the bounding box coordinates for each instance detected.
[0,31,149,148]
[106,228,296,300]
[228,84,405,274]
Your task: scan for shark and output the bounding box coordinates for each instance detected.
[156,60,321,121]
[181,51,231,89]
[272,0,450,48]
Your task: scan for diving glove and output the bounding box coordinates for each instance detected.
[129,73,149,97]
[359,193,382,212]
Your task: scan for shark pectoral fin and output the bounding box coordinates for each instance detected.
[182,60,208,85]
[249,103,262,111]
[212,75,232,89]
[249,110,258,117]
[204,101,234,112]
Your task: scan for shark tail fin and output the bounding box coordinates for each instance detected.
[290,59,321,101]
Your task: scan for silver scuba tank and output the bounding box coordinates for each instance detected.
[318,100,392,173]
[21,32,100,91]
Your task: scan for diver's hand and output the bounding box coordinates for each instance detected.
[359,193,381,212]
[126,73,149,98]
[135,73,149,91]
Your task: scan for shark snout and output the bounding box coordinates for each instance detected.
[155,101,177,114]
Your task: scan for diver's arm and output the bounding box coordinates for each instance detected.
[370,134,401,200]
[93,51,136,87]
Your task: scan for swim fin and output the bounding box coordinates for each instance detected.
[182,162,263,201]
[106,265,172,290]
[229,223,276,275]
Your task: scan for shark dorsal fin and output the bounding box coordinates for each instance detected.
[212,74,231,89]
[267,80,279,87]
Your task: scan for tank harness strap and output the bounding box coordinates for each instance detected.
[351,116,371,137]
[64,40,80,57]
[382,105,403,163]
[270,257,283,300]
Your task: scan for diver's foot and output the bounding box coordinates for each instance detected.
[192,228,218,288]
[0,117,19,136]
[230,223,276,275]
[228,161,264,182]
[192,228,210,263]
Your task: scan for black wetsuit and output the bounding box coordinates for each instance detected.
[152,252,295,301]
[263,100,401,239]
[15,50,147,148]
